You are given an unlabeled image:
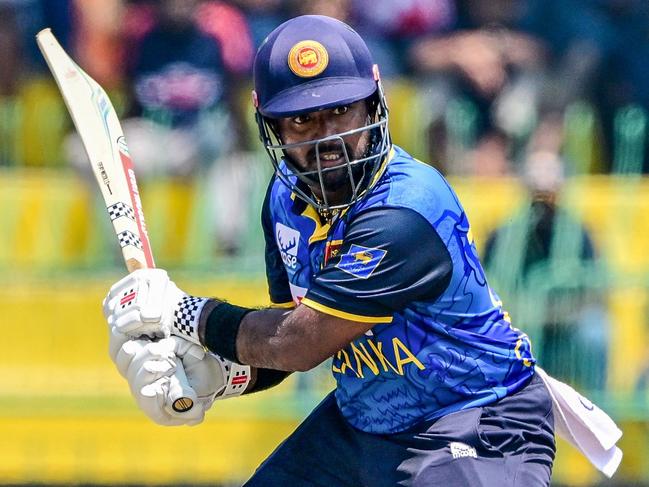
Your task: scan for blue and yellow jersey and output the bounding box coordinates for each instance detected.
[262,145,535,434]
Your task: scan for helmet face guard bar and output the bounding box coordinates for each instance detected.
[256,83,391,213]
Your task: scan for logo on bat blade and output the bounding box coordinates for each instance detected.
[336,244,386,279]
[276,223,300,270]
[97,161,112,195]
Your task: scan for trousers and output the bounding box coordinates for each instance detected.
[244,373,555,486]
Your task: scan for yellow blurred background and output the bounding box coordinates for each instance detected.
[3,0,649,485]
[3,168,649,485]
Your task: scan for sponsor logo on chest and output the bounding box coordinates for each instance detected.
[276,223,301,270]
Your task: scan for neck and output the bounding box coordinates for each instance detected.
[311,185,353,208]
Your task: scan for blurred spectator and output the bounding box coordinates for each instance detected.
[0,0,78,88]
[6,0,75,73]
[68,0,253,177]
[128,0,255,255]
[410,0,547,175]
[292,0,457,78]
[353,0,455,37]
[0,0,78,167]
[585,0,649,173]
[516,0,649,174]
[233,0,288,48]
[66,0,257,254]
[72,0,125,89]
[0,3,22,167]
[483,151,609,391]
[0,3,22,97]
[351,0,456,78]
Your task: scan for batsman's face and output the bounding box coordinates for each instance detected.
[276,100,371,201]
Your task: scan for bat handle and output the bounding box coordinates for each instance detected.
[126,258,146,273]
[167,360,196,413]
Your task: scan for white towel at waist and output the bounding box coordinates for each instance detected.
[536,367,623,478]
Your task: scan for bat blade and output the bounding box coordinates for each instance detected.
[37,28,195,413]
[36,28,154,272]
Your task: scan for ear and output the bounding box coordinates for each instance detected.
[267,118,283,143]
[365,93,380,119]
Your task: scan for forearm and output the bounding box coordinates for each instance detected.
[196,298,373,373]
[195,300,292,393]
[198,299,313,371]
[237,308,320,371]
[198,299,344,372]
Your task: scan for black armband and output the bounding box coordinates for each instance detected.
[203,302,254,363]
[247,369,291,394]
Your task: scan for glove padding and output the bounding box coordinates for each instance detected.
[109,329,226,426]
[173,337,226,410]
[103,268,186,339]
[113,335,199,425]
[103,269,208,345]
[166,339,250,404]
[109,312,243,426]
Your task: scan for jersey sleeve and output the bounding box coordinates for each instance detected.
[261,178,294,307]
[302,207,453,322]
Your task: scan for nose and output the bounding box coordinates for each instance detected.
[312,112,343,140]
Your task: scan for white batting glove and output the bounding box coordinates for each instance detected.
[174,337,253,403]
[108,320,244,426]
[103,269,208,344]
[112,335,202,425]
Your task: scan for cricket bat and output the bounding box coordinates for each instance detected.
[36,28,195,414]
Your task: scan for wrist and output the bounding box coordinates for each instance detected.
[212,354,253,399]
[247,368,290,393]
[171,295,211,345]
[200,301,255,363]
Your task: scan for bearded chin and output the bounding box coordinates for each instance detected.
[312,161,365,193]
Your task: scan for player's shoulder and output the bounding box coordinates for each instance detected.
[360,145,464,221]
[386,145,454,193]
[266,170,296,213]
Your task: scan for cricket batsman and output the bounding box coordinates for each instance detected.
[103,15,620,486]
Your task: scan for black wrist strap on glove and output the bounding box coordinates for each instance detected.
[203,302,254,363]
[249,368,291,393]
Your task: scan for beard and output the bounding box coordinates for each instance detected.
[292,140,368,192]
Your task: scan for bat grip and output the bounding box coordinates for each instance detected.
[167,359,197,413]
[126,258,146,273]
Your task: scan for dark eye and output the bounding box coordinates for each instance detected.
[292,114,310,124]
[333,105,349,115]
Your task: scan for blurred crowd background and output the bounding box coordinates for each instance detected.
[4,0,649,176]
[1,0,649,486]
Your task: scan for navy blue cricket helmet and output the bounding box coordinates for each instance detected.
[252,15,391,213]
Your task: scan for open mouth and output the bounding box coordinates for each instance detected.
[317,151,345,168]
